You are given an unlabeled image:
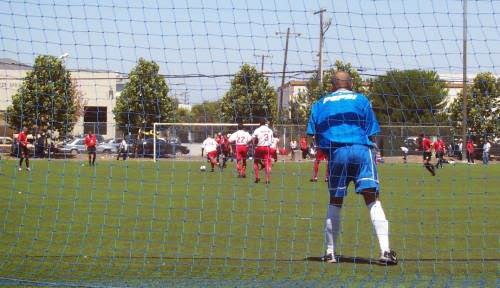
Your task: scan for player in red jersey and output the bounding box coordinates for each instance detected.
[84,131,98,166]
[228,123,252,177]
[17,127,31,172]
[219,133,231,169]
[252,119,273,184]
[299,136,308,160]
[419,133,435,176]
[434,137,446,169]
[310,139,329,182]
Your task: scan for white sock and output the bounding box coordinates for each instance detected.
[324,204,341,255]
[368,200,390,255]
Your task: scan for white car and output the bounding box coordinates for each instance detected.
[96,140,119,154]
[57,138,86,155]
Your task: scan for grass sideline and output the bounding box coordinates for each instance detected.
[0,159,498,286]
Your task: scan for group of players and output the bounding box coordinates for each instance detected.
[16,127,99,172]
[201,119,279,184]
[200,119,331,185]
[418,133,448,176]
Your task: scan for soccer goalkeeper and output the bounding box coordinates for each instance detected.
[307,71,397,265]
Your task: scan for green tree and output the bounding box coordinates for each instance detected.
[290,60,364,124]
[448,72,499,138]
[190,101,222,123]
[220,64,277,123]
[369,69,448,125]
[6,55,82,136]
[113,58,175,133]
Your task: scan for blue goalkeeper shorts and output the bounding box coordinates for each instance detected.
[326,144,379,197]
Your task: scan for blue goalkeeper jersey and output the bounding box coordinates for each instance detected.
[306,89,380,148]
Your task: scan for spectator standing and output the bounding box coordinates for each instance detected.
[289,139,298,161]
[117,139,128,160]
[456,139,463,160]
[35,133,46,158]
[466,139,475,164]
[299,136,308,160]
[482,139,491,165]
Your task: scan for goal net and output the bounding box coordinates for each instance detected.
[0,1,498,287]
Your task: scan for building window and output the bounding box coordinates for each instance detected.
[83,106,107,135]
[116,83,125,92]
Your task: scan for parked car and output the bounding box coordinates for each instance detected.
[135,138,190,158]
[56,138,86,155]
[0,136,13,153]
[104,138,123,150]
[97,140,119,154]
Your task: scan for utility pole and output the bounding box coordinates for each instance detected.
[254,53,271,72]
[276,28,300,123]
[462,0,468,158]
[314,9,331,84]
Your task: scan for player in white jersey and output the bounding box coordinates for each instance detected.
[270,132,280,163]
[251,119,274,184]
[201,135,219,172]
[228,123,252,178]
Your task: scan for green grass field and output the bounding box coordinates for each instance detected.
[0,158,498,287]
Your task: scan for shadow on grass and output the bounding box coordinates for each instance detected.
[305,255,384,265]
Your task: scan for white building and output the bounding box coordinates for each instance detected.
[0,58,126,139]
[277,80,308,112]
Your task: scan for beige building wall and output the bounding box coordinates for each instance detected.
[72,70,120,138]
[0,61,122,139]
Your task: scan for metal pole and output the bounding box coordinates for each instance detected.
[314,9,327,84]
[279,27,291,123]
[254,54,271,72]
[462,0,468,157]
[153,123,157,162]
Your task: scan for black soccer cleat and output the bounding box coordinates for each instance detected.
[254,178,260,183]
[310,178,318,182]
[320,253,337,263]
[379,250,398,265]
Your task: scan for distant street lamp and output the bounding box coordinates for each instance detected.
[58,53,69,65]
[58,53,69,59]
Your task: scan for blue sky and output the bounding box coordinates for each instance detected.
[1,0,499,103]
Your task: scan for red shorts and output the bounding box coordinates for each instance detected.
[270,148,277,159]
[235,145,248,160]
[254,146,271,161]
[207,151,217,161]
[316,148,327,161]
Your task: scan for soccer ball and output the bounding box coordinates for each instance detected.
[200,165,207,172]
